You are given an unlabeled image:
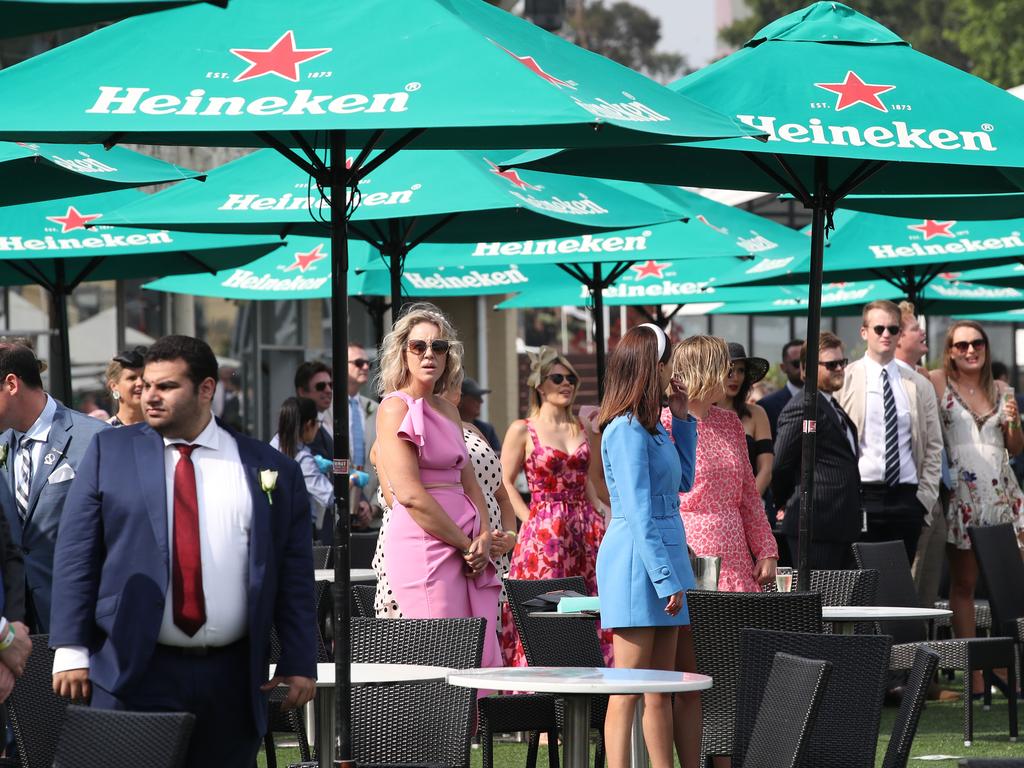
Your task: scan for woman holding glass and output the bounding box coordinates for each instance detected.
[596,324,696,768]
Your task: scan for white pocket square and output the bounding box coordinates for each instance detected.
[47,464,75,484]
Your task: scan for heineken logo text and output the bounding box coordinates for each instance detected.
[738,115,996,152]
[219,187,417,211]
[0,231,172,252]
[870,233,1022,259]
[473,231,649,257]
[405,268,527,290]
[223,269,328,291]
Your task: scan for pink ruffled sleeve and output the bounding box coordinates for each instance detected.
[384,392,426,454]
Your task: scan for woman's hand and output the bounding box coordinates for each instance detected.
[489,529,516,558]
[1002,392,1020,429]
[464,530,492,574]
[665,590,684,616]
[668,375,689,421]
[752,557,777,586]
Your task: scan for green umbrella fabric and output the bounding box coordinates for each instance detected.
[0,141,202,206]
[0,0,223,37]
[103,147,688,241]
[944,262,1024,288]
[0,0,759,148]
[838,192,1024,221]
[955,309,1024,324]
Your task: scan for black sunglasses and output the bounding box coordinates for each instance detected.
[314,380,333,392]
[546,373,579,387]
[952,338,986,353]
[819,358,849,371]
[349,358,371,369]
[869,324,901,337]
[407,339,451,356]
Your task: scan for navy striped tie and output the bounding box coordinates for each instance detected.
[882,371,900,486]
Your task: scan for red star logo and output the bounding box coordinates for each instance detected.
[490,40,576,90]
[907,219,956,240]
[696,214,728,235]
[827,282,851,288]
[45,206,103,233]
[815,71,895,112]
[630,260,671,280]
[939,272,962,279]
[231,31,331,83]
[486,159,541,191]
[282,243,327,273]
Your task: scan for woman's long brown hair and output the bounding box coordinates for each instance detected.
[598,325,669,433]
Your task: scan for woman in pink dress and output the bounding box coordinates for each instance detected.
[499,346,612,666]
[375,302,502,669]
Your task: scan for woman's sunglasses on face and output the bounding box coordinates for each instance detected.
[546,373,579,387]
[952,338,986,354]
[727,365,746,379]
[819,358,849,372]
[407,339,451,356]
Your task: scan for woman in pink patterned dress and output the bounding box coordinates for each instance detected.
[499,346,612,666]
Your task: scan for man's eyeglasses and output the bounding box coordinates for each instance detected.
[314,380,333,392]
[819,358,849,372]
[407,339,451,356]
[952,338,986,353]
[546,373,579,387]
[349,358,371,369]
[869,324,901,337]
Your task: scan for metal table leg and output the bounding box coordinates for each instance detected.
[630,698,649,768]
[562,694,592,768]
[316,685,336,768]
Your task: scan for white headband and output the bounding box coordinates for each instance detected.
[638,323,667,361]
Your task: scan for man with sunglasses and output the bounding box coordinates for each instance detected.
[838,301,942,561]
[346,344,377,532]
[758,339,805,440]
[773,333,861,569]
[294,360,334,463]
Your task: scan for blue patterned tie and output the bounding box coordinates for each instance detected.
[15,435,33,522]
[882,371,901,486]
[349,396,365,468]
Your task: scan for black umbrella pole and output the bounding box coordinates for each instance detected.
[389,247,403,323]
[593,262,606,402]
[329,130,354,768]
[52,265,73,405]
[796,166,827,592]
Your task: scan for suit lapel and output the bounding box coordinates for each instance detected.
[134,426,170,561]
[233,430,269,601]
[2,431,15,499]
[25,405,72,518]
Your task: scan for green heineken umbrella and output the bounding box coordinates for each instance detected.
[507,1,1024,587]
[0,189,282,400]
[949,262,1024,288]
[954,309,1024,324]
[838,192,1024,220]
[1,0,225,37]
[0,141,202,206]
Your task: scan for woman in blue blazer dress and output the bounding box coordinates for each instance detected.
[596,324,697,768]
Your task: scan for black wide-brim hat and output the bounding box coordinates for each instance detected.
[727,342,769,385]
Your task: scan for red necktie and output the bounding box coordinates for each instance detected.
[172,444,206,636]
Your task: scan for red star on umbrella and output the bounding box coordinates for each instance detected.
[630,260,671,280]
[827,282,851,288]
[231,31,331,83]
[907,219,956,240]
[814,71,895,112]
[45,206,103,233]
[282,243,327,273]
[486,159,541,191]
[939,272,962,279]
[490,40,576,90]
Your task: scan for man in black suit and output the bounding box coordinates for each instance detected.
[773,332,861,569]
[759,338,804,439]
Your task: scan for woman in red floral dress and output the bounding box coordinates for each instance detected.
[499,346,612,666]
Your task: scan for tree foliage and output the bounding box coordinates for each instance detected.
[573,1,686,82]
[945,0,1024,88]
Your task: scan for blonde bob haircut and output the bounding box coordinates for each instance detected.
[375,302,464,397]
[670,334,729,402]
[526,345,580,434]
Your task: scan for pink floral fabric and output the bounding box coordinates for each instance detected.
[499,420,613,667]
[663,406,778,593]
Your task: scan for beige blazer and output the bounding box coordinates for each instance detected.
[838,357,943,515]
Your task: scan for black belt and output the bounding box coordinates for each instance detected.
[157,638,246,658]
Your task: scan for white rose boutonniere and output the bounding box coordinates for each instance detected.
[259,469,278,504]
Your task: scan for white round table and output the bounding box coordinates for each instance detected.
[314,568,376,582]
[822,605,951,634]
[448,667,712,768]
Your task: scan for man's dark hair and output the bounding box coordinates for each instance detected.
[782,339,804,361]
[295,360,331,392]
[992,360,1009,381]
[0,343,43,389]
[145,335,218,389]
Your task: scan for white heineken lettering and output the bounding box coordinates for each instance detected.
[0,231,171,251]
[49,155,117,174]
[737,115,998,152]
[736,233,778,254]
[868,234,1024,259]
[509,191,608,215]
[88,86,410,117]
[221,269,329,291]
[929,283,1020,300]
[218,186,416,212]
[472,231,650,258]
[603,280,712,299]
[571,97,669,123]
[403,268,528,291]
[746,256,794,274]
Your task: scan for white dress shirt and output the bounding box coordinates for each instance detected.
[13,394,57,491]
[54,416,253,673]
[786,381,802,398]
[318,406,333,437]
[858,356,917,485]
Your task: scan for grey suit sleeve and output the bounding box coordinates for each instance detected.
[0,504,25,622]
[916,378,943,514]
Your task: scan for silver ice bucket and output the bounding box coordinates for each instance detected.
[693,555,721,591]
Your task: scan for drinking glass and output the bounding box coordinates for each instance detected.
[775,567,793,593]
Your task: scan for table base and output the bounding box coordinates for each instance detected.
[563,694,591,768]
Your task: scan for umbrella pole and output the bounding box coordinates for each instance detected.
[51,263,73,405]
[796,158,828,592]
[329,130,354,768]
[592,262,606,401]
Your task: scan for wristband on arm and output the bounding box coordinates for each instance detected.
[0,619,14,651]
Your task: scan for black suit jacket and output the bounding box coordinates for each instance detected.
[307,424,333,461]
[758,386,796,440]
[773,392,862,543]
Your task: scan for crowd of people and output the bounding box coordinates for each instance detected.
[0,295,1019,767]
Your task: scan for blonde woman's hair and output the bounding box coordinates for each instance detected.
[375,302,463,396]
[670,335,729,402]
[526,345,580,432]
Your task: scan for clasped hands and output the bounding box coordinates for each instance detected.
[462,530,491,577]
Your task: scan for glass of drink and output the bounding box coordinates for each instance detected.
[775,567,794,593]
[1005,388,1019,431]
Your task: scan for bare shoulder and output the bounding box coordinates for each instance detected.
[431,396,462,425]
[504,419,528,441]
[749,402,771,434]
[928,368,947,397]
[377,396,409,425]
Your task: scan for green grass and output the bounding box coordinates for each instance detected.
[260,684,1021,768]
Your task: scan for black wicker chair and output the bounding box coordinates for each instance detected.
[741,653,832,768]
[52,705,195,768]
[6,634,68,768]
[853,540,1019,746]
[350,617,483,768]
[968,523,1024,698]
[686,590,823,767]
[350,530,379,569]
[763,569,880,610]
[352,584,377,617]
[882,646,941,768]
[732,628,890,768]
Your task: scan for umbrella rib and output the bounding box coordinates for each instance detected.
[257,132,323,180]
[558,262,590,285]
[348,130,384,181]
[288,132,329,177]
[769,154,813,207]
[349,222,384,251]
[179,251,218,276]
[407,213,460,251]
[833,160,889,202]
[6,260,55,293]
[741,152,807,205]
[605,261,635,285]
[355,129,426,180]
[66,256,106,292]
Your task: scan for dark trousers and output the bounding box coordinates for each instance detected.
[860,483,926,564]
[91,641,260,768]
[786,536,854,571]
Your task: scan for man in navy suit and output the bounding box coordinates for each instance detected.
[0,342,107,632]
[758,338,804,440]
[50,335,316,768]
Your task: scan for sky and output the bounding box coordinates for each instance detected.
[629,0,717,70]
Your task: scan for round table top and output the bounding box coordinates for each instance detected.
[822,606,952,621]
[315,568,376,583]
[528,611,598,618]
[447,667,713,695]
[270,662,450,688]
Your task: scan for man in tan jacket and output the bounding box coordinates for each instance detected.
[839,300,943,562]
